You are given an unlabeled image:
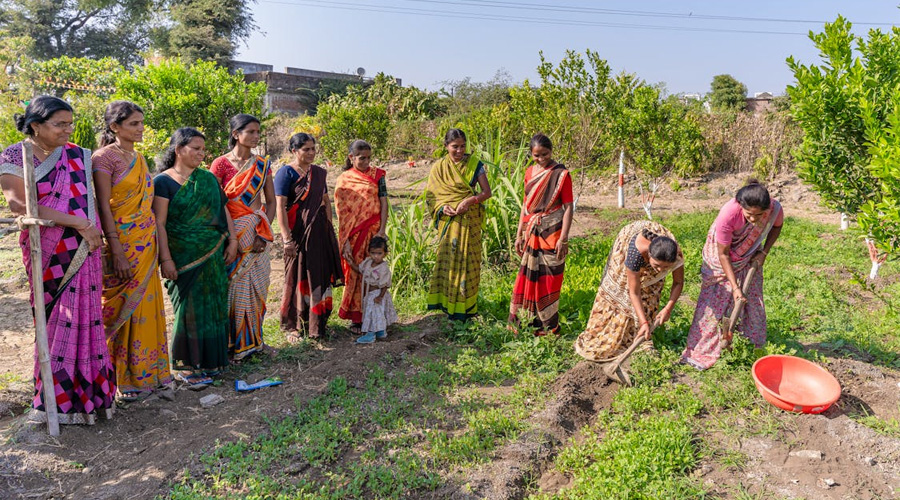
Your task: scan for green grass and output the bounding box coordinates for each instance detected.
[164,209,900,499]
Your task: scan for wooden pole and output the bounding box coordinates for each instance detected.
[22,141,60,436]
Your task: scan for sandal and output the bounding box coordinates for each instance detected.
[175,372,213,388]
[285,330,301,345]
[118,390,151,403]
[349,323,362,335]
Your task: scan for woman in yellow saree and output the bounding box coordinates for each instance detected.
[93,101,171,401]
[425,129,492,320]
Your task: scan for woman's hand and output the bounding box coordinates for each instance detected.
[76,220,103,252]
[555,239,569,260]
[251,238,267,253]
[637,320,652,341]
[752,249,767,267]
[455,197,474,214]
[442,205,457,217]
[515,236,525,256]
[224,239,238,265]
[732,286,746,304]
[342,241,353,262]
[160,259,178,281]
[283,239,298,259]
[656,305,672,325]
[375,229,386,239]
[374,294,384,305]
[111,250,133,280]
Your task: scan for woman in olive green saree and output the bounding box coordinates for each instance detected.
[153,128,237,386]
[425,129,492,320]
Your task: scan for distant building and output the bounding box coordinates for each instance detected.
[745,91,775,113]
[235,62,399,115]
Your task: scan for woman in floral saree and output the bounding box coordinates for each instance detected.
[93,101,171,400]
[154,128,237,386]
[575,220,684,362]
[682,181,783,370]
[211,114,275,360]
[509,134,574,335]
[0,96,115,424]
[335,140,387,333]
[425,129,492,320]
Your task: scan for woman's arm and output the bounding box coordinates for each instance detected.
[263,175,276,224]
[323,192,334,225]
[556,202,574,260]
[753,224,782,267]
[626,268,652,340]
[1,174,102,251]
[377,195,388,238]
[657,266,684,324]
[275,195,291,243]
[717,243,743,301]
[514,203,527,255]
[456,173,492,214]
[224,209,237,265]
[93,170,132,279]
[152,195,177,280]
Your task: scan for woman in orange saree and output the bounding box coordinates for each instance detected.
[334,140,387,333]
[93,101,171,400]
[211,114,275,360]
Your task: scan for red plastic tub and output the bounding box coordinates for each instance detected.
[751,355,841,414]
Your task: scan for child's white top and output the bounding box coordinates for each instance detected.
[360,257,391,289]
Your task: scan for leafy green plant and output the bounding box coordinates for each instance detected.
[70,115,96,150]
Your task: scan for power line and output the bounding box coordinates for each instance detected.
[259,0,811,36]
[397,0,896,27]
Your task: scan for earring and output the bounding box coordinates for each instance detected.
[34,129,39,138]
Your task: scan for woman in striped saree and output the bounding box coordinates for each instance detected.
[211,114,275,361]
[0,96,115,423]
[425,129,492,320]
[509,134,574,335]
[93,101,171,400]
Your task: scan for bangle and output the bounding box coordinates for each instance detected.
[160,258,172,264]
[106,235,119,240]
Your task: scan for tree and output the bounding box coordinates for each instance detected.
[787,16,900,272]
[159,0,257,66]
[0,0,160,66]
[113,58,265,164]
[709,74,747,113]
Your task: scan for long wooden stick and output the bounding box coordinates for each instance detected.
[602,317,662,386]
[722,260,760,350]
[22,141,60,436]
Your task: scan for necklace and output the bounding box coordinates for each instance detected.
[112,142,137,162]
[168,167,192,184]
[292,162,310,176]
[29,138,54,156]
[229,150,251,167]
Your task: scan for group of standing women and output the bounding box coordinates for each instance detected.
[0,94,784,426]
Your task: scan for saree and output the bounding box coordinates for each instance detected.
[96,149,171,393]
[335,167,385,324]
[0,142,115,424]
[163,169,230,371]
[509,164,572,334]
[425,154,485,320]
[223,155,272,360]
[280,164,344,338]
[575,220,683,362]
[682,200,783,370]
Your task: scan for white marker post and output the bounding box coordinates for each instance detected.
[840,213,850,231]
[617,150,625,208]
[22,141,60,436]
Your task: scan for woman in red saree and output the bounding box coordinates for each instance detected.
[0,96,115,424]
[335,140,388,333]
[211,114,275,360]
[509,134,574,335]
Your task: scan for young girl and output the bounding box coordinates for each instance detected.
[347,236,397,343]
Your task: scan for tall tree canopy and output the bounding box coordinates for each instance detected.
[709,74,747,113]
[0,0,159,65]
[159,0,257,66]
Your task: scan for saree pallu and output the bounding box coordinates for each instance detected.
[509,164,571,333]
[575,220,683,362]
[100,152,171,393]
[280,164,344,338]
[164,169,229,371]
[425,154,484,320]
[224,156,272,360]
[0,142,115,424]
[335,167,385,324]
[682,201,783,370]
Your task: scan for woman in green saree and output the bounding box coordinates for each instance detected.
[425,128,492,320]
[153,128,237,386]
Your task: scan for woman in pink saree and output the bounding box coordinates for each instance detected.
[682,181,783,370]
[0,96,115,424]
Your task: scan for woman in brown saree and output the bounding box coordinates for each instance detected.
[275,133,343,341]
[575,220,684,362]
